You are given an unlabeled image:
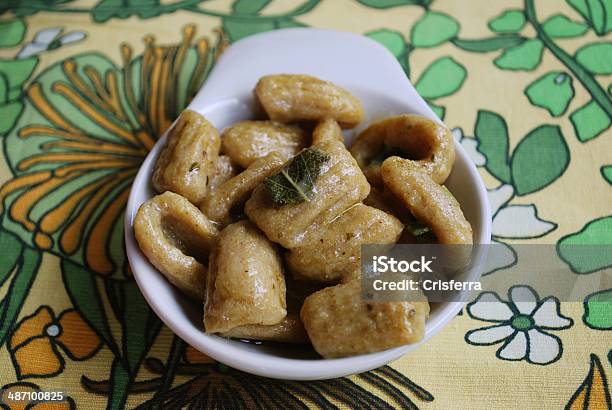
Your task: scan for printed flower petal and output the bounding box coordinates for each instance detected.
[17,43,48,59]
[59,31,86,44]
[492,204,556,238]
[10,306,54,350]
[527,329,561,364]
[452,128,486,166]
[497,331,527,360]
[462,138,486,166]
[532,297,572,329]
[467,292,514,322]
[33,27,62,44]
[466,324,514,345]
[488,184,514,216]
[13,337,63,378]
[509,286,539,315]
[30,398,75,409]
[482,239,517,275]
[56,310,102,360]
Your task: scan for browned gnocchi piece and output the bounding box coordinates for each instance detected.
[350,114,454,186]
[300,281,429,358]
[245,140,370,249]
[221,121,308,168]
[312,118,344,145]
[221,314,308,344]
[204,221,287,333]
[200,153,285,226]
[152,110,220,204]
[381,156,472,244]
[255,74,364,128]
[133,191,219,300]
[286,204,403,283]
[208,155,240,192]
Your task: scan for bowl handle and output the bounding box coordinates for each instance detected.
[188,28,438,121]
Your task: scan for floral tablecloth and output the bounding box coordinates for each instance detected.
[0,0,610,408]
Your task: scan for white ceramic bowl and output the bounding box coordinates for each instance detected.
[125,28,492,380]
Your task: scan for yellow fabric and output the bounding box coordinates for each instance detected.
[0,0,610,408]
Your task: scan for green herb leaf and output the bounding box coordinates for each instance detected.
[407,221,431,237]
[265,148,330,205]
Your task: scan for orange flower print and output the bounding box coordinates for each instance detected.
[0,25,222,278]
[0,382,75,410]
[8,306,101,379]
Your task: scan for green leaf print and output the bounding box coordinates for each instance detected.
[575,43,612,74]
[0,100,23,134]
[586,0,612,35]
[525,71,575,116]
[427,102,445,119]
[415,56,466,99]
[474,110,511,184]
[366,29,406,59]
[451,34,525,52]
[488,10,526,33]
[494,39,544,71]
[119,280,161,374]
[0,228,24,287]
[411,12,460,48]
[542,14,589,38]
[356,0,430,8]
[61,260,119,354]
[570,100,611,142]
[223,18,305,42]
[601,165,612,184]
[0,19,26,48]
[92,0,163,22]
[510,125,569,195]
[567,0,612,35]
[0,247,41,348]
[0,57,38,89]
[232,0,272,14]
[583,289,612,330]
[0,0,75,17]
[558,216,612,274]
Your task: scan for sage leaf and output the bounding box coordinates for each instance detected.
[265,148,330,205]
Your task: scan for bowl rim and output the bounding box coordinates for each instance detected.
[124,28,492,380]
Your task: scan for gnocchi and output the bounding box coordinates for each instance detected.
[133,73,474,358]
[255,74,364,128]
[152,110,220,204]
[134,191,218,300]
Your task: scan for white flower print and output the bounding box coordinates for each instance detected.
[17,28,86,59]
[465,286,573,365]
[482,184,557,275]
[452,127,486,166]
